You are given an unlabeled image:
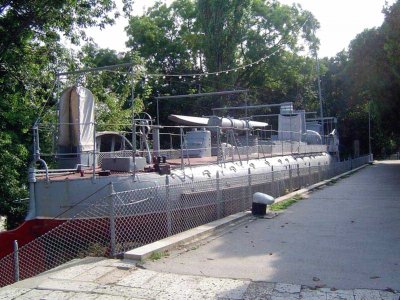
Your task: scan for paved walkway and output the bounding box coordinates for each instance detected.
[1,161,399,299]
[1,257,399,299]
[145,161,400,291]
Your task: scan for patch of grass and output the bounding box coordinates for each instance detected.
[269,194,303,211]
[148,250,169,261]
[77,242,108,258]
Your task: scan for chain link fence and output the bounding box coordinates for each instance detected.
[0,155,370,287]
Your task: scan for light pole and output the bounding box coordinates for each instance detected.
[368,101,372,162]
[313,25,324,144]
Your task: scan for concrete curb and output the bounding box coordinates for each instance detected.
[124,163,369,261]
[124,211,250,261]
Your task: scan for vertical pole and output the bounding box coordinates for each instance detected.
[32,124,38,162]
[131,69,137,180]
[109,183,116,257]
[368,101,372,162]
[92,122,96,180]
[245,91,248,118]
[157,99,160,126]
[297,164,300,188]
[216,128,221,165]
[271,166,275,197]
[247,168,252,210]
[299,129,302,154]
[318,163,321,182]
[315,40,324,143]
[246,126,249,163]
[216,171,222,218]
[132,120,137,180]
[14,240,19,282]
[289,165,292,192]
[153,127,160,156]
[166,175,172,236]
[308,162,312,186]
[290,108,293,154]
[28,169,37,219]
[180,127,184,170]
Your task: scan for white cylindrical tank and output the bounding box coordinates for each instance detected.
[184,129,211,158]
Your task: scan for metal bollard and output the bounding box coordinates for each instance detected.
[252,193,274,216]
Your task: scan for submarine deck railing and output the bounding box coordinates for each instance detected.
[0,155,370,287]
[33,122,334,179]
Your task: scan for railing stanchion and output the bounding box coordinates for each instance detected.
[92,122,96,181]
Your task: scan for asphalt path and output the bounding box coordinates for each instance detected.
[144,161,400,290]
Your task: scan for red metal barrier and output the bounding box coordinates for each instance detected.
[0,219,65,260]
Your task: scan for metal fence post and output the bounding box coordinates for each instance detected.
[166,175,172,236]
[246,128,249,162]
[13,240,19,282]
[216,171,222,218]
[109,183,116,257]
[318,163,322,182]
[180,127,184,170]
[289,165,292,192]
[247,168,252,210]
[308,162,312,186]
[271,166,275,197]
[297,164,300,188]
[92,122,96,181]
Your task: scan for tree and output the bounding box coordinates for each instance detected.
[125,0,319,121]
[320,0,400,157]
[197,0,251,75]
[77,44,151,131]
[0,0,129,229]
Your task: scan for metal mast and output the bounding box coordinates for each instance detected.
[313,24,324,142]
[316,52,324,141]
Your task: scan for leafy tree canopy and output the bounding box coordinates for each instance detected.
[125,0,320,120]
[0,0,132,229]
[320,0,400,156]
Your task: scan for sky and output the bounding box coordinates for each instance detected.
[86,0,395,58]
